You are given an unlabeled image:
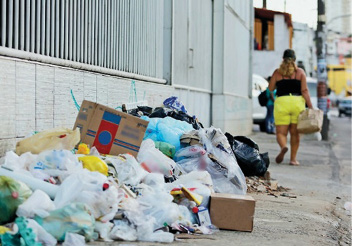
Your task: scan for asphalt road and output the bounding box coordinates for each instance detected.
[96,108,351,246]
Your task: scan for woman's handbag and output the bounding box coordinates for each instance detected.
[297,108,324,134]
[258,90,268,107]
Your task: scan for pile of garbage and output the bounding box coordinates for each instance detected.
[0,97,269,245]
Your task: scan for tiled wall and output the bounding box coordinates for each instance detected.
[0,56,174,156]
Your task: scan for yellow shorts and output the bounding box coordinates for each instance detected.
[274,95,306,125]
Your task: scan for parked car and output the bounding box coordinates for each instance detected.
[252,74,269,132]
[338,97,352,117]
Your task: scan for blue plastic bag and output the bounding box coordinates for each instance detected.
[163,96,187,113]
[141,116,193,151]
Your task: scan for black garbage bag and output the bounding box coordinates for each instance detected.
[149,107,204,130]
[123,105,153,117]
[148,107,169,118]
[225,133,270,177]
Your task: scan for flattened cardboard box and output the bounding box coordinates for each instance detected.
[74,100,148,157]
[210,193,255,232]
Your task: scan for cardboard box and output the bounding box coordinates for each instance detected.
[74,100,148,157]
[209,193,255,232]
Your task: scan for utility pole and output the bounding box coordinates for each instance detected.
[263,0,266,9]
[316,0,329,140]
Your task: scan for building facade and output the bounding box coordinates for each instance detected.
[292,22,316,77]
[325,0,352,65]
[0,0,253,155]
[252,8,293,79]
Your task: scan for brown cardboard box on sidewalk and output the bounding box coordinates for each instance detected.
[209,193,255,232]
[73,100,149,157]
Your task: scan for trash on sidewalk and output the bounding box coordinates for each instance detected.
[141,116,194,151]
[34,202,95,241]
[246,174,290,198]
[16,128,80,155]
[1,217,52,246]
[175,129,247,195]
[137,139,176,177]
[225,133,270,177]
[180,130,201,146]
[0,166,59,199]
[280,193,297,198]
[62,232,86,246]
[209,193,256,232]
[0,226,10,235]
[78,155,109,176]
[16,189,55,218]
[154,141,176,158]
[0,97,277,245]
[0,176,32,224]
[29,149,82,181]
[163,96,188,114]
[106,153,148,186]
[74,100,149,157]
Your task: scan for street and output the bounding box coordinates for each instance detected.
[0,1,351,245]
[97,108,351,246]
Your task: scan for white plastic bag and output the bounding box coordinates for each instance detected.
[109,220,137,241]
[123,202,175,243]
[106,154,148,186]
[77,184,120,222]
[1,151,37,171]
[62,232,86,246]
[54,169,120,222]
[140,230,174,243]
[16,189,55,218]
[136,183,186,230]
[27,219,58,246]
[142,173,165,187]
[54,169,107,208]
[198,128,247,195]
[94,221,114,241]
[16,128,80,155]
[30,149,81,171]
[175,129,247,195]
[137,139,176,176]
[29,149,83,182]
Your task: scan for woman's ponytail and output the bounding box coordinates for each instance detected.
[278,58,297,77]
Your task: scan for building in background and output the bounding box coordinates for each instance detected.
[325,0,351,65]
[324,0,352,97]
[0,0,253,155]
[252,8,293,79]
[292,22,316,77]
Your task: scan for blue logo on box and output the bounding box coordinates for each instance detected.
[98,131,112,145]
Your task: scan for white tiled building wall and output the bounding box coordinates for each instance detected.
[0,56,175,156]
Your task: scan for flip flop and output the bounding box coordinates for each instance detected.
[275,147,288,164]
[289,161,300,166]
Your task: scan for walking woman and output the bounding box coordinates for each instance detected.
[268,49,313,166]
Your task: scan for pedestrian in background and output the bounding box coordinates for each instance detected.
[268,49,313,166]
[265,76,276,134]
